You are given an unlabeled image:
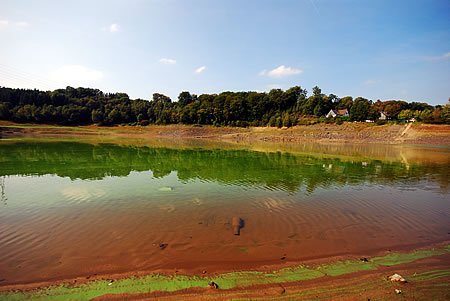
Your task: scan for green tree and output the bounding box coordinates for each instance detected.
[107,109,121,124]
[0,103,10,119]
[398,109,413,121]
[177,91,194,107]
[441,103,450,124]
[91,109,104,123]
[419,109,433,123]
[337,96,353,110]
[350,97,370,121]
[367,104,380,121]
[153,93,171,104]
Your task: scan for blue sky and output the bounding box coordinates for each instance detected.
[1,0,449,105]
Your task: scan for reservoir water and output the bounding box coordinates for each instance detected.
[0,139,449,284]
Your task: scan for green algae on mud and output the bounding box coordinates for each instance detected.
[407,270,450,282]
[2,245,449,301]
[371,246,450,266]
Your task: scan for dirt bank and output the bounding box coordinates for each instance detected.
[1,243,449,300]
[1,122,449,146]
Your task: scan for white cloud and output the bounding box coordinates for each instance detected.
[258,70,267,76]
[267,84,282,90]
[15,21,28,27]
[50,65,103,84]
[195,66,206,73]
[109,23,119,33]
[364,79,379,85]
[424,52,450,61]
[0,19,28,29]
[265,65,302,78]
[0,20,9,28]
[159,58,176,65]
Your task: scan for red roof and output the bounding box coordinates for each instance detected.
[330,109,348,116]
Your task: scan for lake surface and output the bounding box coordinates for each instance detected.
[0,139,449,285]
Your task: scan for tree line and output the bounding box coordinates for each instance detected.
[0,86,448,126]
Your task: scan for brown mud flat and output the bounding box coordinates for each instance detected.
[1,121,450,145]
[1,243,449,300]
[93,252,450,300]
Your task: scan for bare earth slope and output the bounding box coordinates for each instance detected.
[1,122,450,146]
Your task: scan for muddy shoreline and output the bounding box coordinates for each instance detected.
[1,242,449,300]
[0,239,446,290]
[1,122,450,146]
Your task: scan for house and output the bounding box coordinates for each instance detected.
[379,112,391,120]
[326,109,349,118]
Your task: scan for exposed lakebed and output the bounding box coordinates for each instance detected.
[0,139,449,285]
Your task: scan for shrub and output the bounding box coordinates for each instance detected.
[139,120,149,126]
[269,116,277,127]
[239,120,248,127]
[276,117,282,128]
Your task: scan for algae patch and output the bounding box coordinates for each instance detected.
[2,245,449,301]
[371,247,448,266]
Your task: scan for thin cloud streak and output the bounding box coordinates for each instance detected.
[424,52,450,61]
[262,65,302,78]
[0,20,28,29]
[364,79,380,85]
[195,66,206,73]
[309,0,321,16]
[109,24,119,33]
[159,58,177,65]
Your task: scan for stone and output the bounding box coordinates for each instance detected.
[388,273,407,283]
[208,281,219,289]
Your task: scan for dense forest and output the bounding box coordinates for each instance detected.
[0,86,448,126]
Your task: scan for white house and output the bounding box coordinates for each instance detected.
[326,109,349,118]
[379,112,391,120]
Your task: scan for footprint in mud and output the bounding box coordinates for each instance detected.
[159,204,175,213]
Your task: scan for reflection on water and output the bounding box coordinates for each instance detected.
[0,141,448,193]
[0,176,6,206]
[0,140,449,285]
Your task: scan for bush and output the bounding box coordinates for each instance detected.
[282,115,292,127]
[335,118,343,125]
[139,120,150,126]
[239,121,248,127]
[269,116,277,127]
[276,117,282,128]
[375,119,386,125]
[251,120,260,127]
[290,116,298,126]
